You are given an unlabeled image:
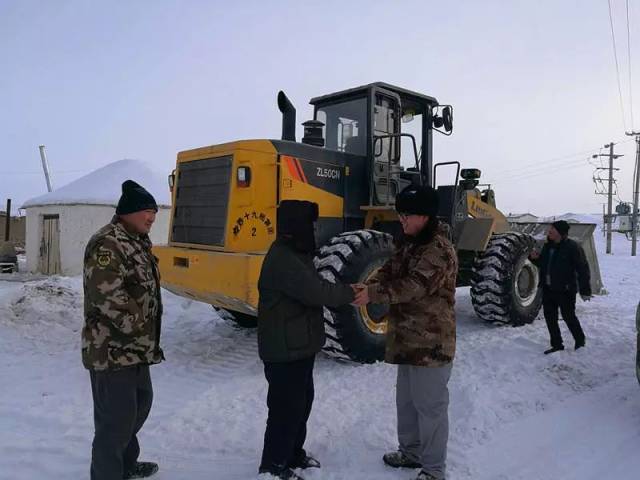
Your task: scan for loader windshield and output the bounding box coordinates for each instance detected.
[316,98,367,155]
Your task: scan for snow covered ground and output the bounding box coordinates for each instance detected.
[1,215,639,480]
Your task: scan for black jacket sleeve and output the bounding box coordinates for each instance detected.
[572,242,592,296]
[278,253,355,308]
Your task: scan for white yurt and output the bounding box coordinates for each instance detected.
[22,159,171,275]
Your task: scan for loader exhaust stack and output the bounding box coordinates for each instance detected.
[277,91,296,142]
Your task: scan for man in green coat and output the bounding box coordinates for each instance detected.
[83,180,163,480]
[257,200,362,480]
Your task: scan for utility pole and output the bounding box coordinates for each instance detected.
[4,199,10,242]
[593,142,623,254]
[627,131,640,255]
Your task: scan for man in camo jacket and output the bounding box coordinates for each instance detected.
[83,180,163,480]
[361,185,458,480]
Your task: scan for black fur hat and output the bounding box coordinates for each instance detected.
[395,184,439,217]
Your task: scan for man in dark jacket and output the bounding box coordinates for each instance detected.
[83,180,163,480]
[530,220,592,355]
[360,185,458,480]
[257,200,362,480]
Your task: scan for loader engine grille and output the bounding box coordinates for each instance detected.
[171,156,232,246]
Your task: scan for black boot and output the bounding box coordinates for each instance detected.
[383,450,421,469]
[259,464,305,480]
[415,471,440,480]
[123,461,159,479]
[290,453,321,469]
[544,346,564,355]
[575,340,586,350]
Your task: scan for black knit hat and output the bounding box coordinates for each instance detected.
[551,220,570,237]
[395,184,439,217]
[116,180,158,215]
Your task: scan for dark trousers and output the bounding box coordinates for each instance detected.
[260,355,315,471]
[89,364,153,480]
[542,289,586,348]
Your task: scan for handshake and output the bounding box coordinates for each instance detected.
[350,283,369,306]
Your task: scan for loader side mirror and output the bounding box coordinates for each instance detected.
[432,105,453,135]
[168,171,176,193]
[442,106,453,133]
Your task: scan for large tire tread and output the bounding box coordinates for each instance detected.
[314,229,393,363]
[470,232,542,326]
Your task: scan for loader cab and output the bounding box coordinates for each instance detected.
[310,82,451,207]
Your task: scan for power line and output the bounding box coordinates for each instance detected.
[493,138,633,180]
[498,157,592,182]
[627,0,635,129]
[497,157,589,179]
[494,142,629,182]
[608,0,629,130]
[495,147,607,179]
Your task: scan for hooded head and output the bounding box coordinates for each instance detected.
[277,200,319,253]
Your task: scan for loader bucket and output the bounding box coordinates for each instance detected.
[508,222,604,295]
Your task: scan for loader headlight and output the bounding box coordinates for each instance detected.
[237,166,252,188]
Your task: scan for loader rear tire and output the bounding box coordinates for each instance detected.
[314,230,394,363]
[470,232,542,326]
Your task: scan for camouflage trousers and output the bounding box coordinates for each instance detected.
[90,364,153,480]
[396,363,452,480]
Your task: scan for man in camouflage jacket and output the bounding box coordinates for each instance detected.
[363,185,457,480]
[83,180,163,480]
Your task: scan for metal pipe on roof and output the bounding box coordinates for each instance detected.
[39,145,53,192]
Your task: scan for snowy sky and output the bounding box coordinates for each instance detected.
[2,0,639,215]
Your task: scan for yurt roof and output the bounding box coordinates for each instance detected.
[22,159,171,208]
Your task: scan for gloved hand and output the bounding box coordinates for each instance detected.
[580,294,592,302]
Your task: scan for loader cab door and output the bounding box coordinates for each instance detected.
[371,88,402,205]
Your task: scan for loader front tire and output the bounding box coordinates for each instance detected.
[314,230,394,363]
[470,232,542,326]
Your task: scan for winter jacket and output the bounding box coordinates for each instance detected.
[257,238,354,363]
[82,216,164,370]
[367,223,458,367]
[532,238,591,296]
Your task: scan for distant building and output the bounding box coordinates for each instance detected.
[507,213,539,223]
[22,159,171,275]
[544,214,582,224]
[0,211,26,247]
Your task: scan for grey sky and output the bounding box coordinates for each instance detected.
[2,0,638,216]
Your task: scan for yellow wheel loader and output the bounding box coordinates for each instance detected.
[154,82,602,363]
